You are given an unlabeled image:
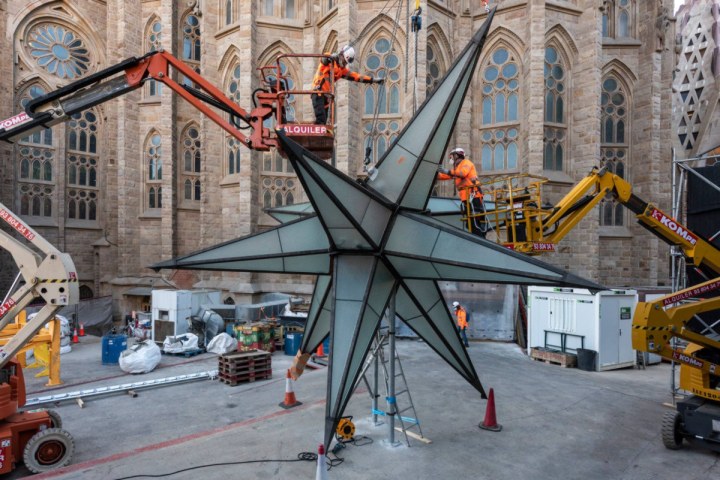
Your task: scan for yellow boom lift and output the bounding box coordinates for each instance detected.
[463,166,720,451]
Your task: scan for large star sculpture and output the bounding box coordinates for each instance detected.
[154,9,601,448]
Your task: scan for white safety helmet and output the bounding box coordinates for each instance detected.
[340,45,356,65]
[449,147,465,158]
[452,301,460,308]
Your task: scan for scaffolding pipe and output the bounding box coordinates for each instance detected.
[387,288,398,446]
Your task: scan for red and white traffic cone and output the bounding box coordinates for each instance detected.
[316,443,328,480]
[479,388,502,432]
[72,328,79,344]
[279,369,302,409]
[79,323,85,337]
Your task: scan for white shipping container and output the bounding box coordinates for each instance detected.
[527,287,637,371]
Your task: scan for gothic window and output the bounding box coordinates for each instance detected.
[263,0,273,16]
[260,58,297,129]
[261,152,298,211]
[17,85,54,217]
[225,63,243,175]
[602,1,635,39]
[19,86,52,146]
[145,18,163,97]
[227,137,241,175]
[145,133,162,209]
[599,76,629,227]
[276,60,297,122]
[543,46,567,172]
[325,0,336,13]
[675,12,711,153]
[285,0,296,19]
[67,110,99,221]
[261,0,298,18]
[426,41,445,95]
[181,126,201,202]
[479,47,520,172]
[224,0,234,26]
[363,36,403,164]
[181,13,201,86]
[26,24,90,80]
[617,0,632,38]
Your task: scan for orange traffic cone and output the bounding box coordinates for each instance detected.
[316,342,324,357]
[79,323,85,337]
[316,443,328,480]
[279,369,302,409]
[479,388,502,432]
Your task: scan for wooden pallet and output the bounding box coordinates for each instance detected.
[218,350,273,386]
[219,361,272,376]
[530,347,577,368]
[218,370,272,386]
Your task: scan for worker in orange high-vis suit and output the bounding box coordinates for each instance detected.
[437,147,488,237]
[312,45,384,124]
[452,301,470,347]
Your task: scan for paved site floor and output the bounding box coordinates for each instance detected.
[9,336,720,479]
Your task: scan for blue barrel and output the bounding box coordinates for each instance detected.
[102,334,128,365]
[284,332,303,356]
[323,336,331,355]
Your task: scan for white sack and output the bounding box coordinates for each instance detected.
[162,333,199,353]
[206,333,237,355]
[119,340,161,373]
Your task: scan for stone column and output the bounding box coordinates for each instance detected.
[108,0,142,276]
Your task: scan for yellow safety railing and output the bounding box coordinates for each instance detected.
[460,174,554,253]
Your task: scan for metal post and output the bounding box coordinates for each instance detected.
[386,288,399,446]
[372,333,380,425]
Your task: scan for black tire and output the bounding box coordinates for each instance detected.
[22,428,74,473]
[661,410,684,450]
[46,409,62,428]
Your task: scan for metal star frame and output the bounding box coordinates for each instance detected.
[154,9,601,448]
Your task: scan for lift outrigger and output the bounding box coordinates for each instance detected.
[0,50,336,159]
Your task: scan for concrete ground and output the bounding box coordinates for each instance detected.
[8,336,720,479]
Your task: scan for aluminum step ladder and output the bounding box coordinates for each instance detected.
[359,331,423,446]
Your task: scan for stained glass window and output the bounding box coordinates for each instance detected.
[27,24,89,79]
[180,14,201,87]
[478,47,520,172]
[181,126,201,203]
[363,36,403,164]
[543,46,567,171]
[67,109,99,221]
[602,1,635,39]
[146,133,162,209]
[226,63,243,175]
[600,76,629,227]
[426,42,445,95]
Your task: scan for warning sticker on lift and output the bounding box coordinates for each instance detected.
[662,279,720,306]
[0,208,35,241]
[0,299,16,317]
[284,125,327,136]
[649,207,698,246]
[532,243,555,252]
[0,112,31,131]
